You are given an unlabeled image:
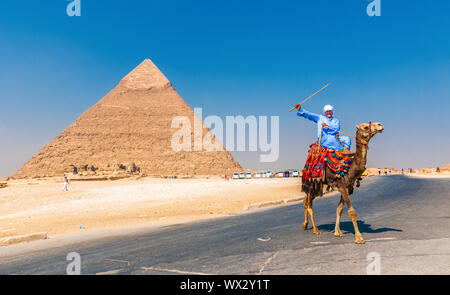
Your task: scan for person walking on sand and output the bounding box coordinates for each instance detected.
[61,176,69,192]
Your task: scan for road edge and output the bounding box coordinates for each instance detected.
[0,232,48,247]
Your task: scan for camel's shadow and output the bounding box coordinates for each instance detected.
[318,220,402,234]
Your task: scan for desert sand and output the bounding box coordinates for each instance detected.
[0,177,301,241]
[1,169,448,245]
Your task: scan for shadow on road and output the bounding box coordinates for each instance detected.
[318,220,403,234]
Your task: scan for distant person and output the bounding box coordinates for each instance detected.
[61,176,69,192]
[378,168,381,176]
[436,167,440,173]
[401,168,404,175]
[384,168,387,175]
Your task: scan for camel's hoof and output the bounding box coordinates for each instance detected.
[313,230,321,235]
[354,237,366,244]
[334,231,344,237]
[302,222,308,229]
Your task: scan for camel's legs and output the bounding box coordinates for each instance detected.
[302,198,309,229]
[306,199,320,235]
[334,196,344,237]
[339,188,365,244]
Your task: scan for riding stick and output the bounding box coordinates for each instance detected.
[289,82,333,112]
[325,126,355,139]
[317,125,323,151]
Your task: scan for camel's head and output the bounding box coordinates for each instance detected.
[355,122,384,144]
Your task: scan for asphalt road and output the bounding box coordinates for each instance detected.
[1,175,449,275]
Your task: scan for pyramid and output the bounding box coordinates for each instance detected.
[12,59,241,178]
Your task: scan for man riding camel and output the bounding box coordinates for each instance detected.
[294,104,351,151]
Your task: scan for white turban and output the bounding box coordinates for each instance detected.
[323,105,334,112]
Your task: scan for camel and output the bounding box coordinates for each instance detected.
[302,122,384,244]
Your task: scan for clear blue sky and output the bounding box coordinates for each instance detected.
[1,0,449,176]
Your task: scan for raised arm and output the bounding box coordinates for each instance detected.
[296,107,320,123]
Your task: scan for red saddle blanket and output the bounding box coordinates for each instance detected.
[302,142,353,183]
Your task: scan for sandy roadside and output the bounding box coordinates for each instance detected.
[0,177,302,241]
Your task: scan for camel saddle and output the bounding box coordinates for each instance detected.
[301,142,354,194]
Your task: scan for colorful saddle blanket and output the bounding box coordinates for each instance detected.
[302,142,353,183]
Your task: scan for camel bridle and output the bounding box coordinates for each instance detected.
[356,121,373,146]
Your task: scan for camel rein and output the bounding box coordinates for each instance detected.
[322,122,371,146]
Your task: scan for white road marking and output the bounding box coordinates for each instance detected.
[310,241,331,245]
[103,258,131,266]
[257,237,271,242]
[140,266,213,275]
[366,237,396,242]
[96,269,122,275]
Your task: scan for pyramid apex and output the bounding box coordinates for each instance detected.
[119,59,171,90]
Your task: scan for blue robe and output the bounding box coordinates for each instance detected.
[339,135,351,150]
[297,108,346,151]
